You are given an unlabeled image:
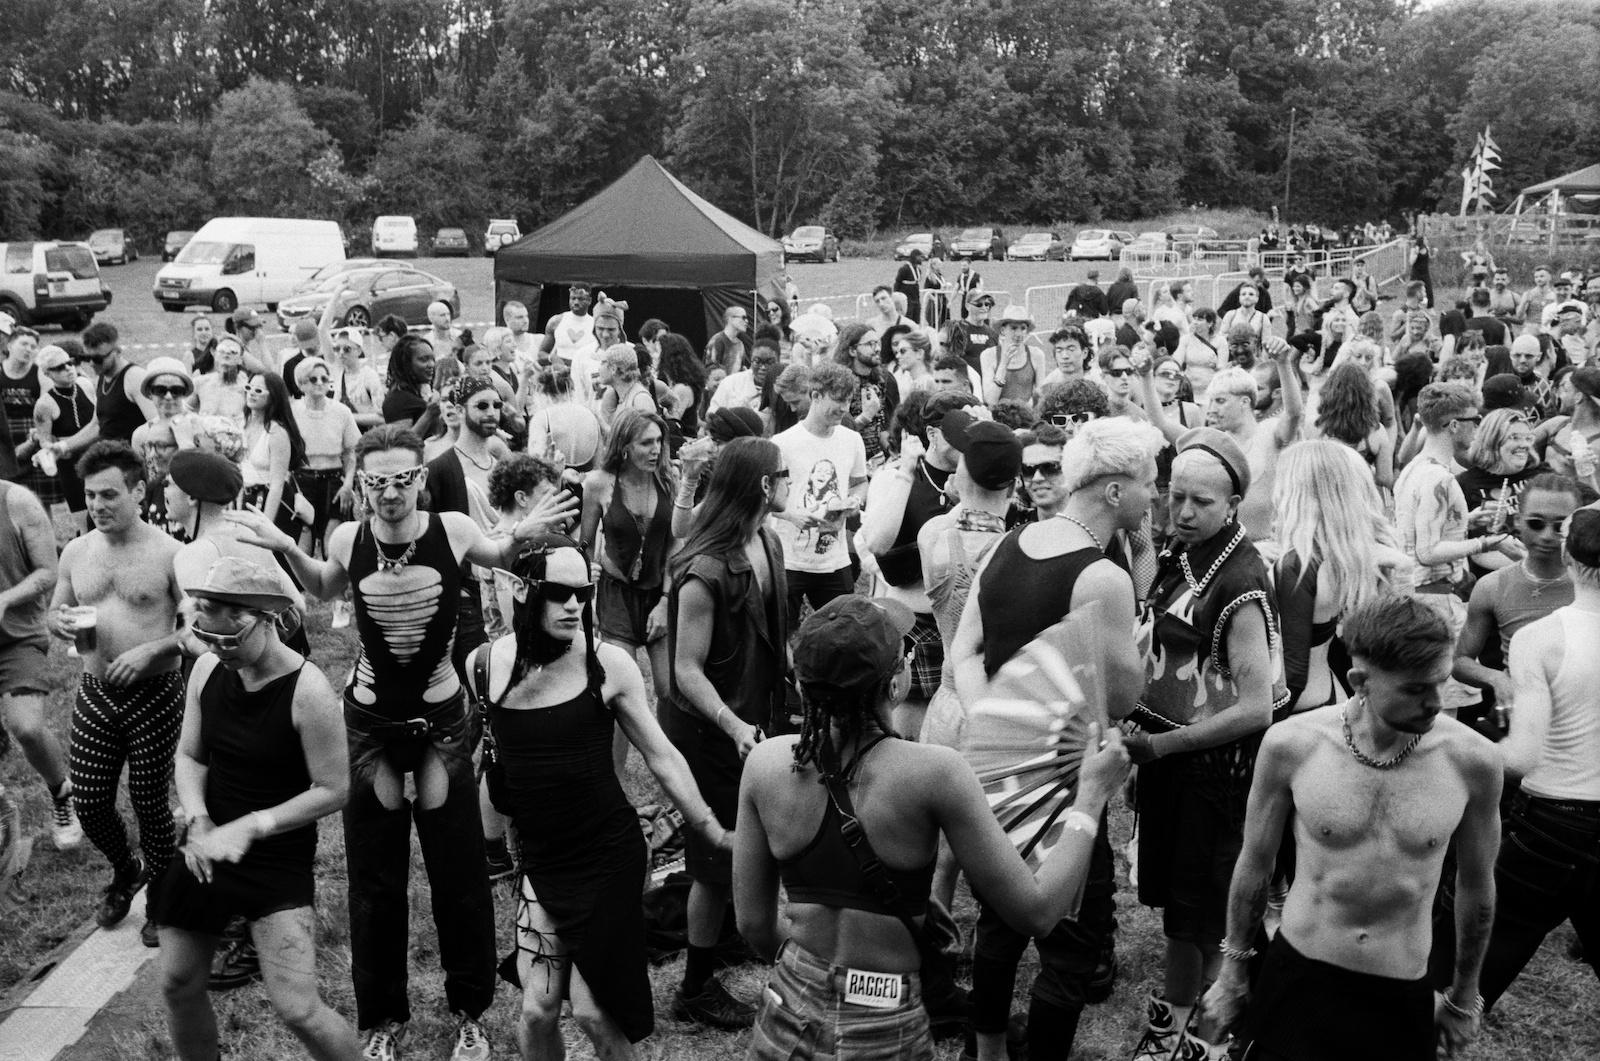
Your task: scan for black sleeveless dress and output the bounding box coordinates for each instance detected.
[489,677,652,1042]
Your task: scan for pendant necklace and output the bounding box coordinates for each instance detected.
[375,513,421,574]
[1519,561,1566,599]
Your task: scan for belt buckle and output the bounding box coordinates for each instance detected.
[842,968,903,1010]
[403,716,431,738]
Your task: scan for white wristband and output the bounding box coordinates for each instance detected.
[251,810,277,837]
[1064,809,1099,837]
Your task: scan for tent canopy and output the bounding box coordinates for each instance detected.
[493,155,783,348]
[1521,163,1600,197]
[494,155,784,289]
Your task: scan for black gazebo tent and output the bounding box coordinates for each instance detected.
[492,156,785,351]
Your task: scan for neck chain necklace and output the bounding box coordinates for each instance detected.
[1180,523,1246,596]
[919,459,953,508]
[1520,560,1567,598]
[454,444,494,472]
[1342,697,1424,769]
[374,513,421,574]
[1055,513,1104,551]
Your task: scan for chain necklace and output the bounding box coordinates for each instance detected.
[1054,513,1104,551]
[1519,560,1567,598]
[454,444,494,472]
[1179,523,1246,596]
[374,513,421,574]
[1341,696,1424,769]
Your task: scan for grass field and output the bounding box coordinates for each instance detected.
[2,594,1596,1060]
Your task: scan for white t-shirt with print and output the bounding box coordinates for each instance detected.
[772,422,868,575]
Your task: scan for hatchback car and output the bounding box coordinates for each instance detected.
[484,219,521,256]
[782,226,840,263]
[163,230,195,262]
[0,241,111,329]
[433,227,471,257]
[275,267,459,331]
[1163,224,1221,254]
[893,233,947,261]
[949,227,1008,261]
[88,229,138,265]
[1008,232,1067,261]
[1069,230,1133,261]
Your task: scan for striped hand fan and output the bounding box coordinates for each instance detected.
[962,601,1109,877]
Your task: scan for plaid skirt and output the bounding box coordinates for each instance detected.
[906,610,943,701]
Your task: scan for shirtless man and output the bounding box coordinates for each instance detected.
[47,441,184,943]
[1200,339,1303,542]
[1202,594,1503,1061]
[229,423,577,1061]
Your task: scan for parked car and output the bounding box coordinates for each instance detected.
[154,217,345,313]
[1008,231,1067,261]
[484,219,522,256]
[1069,229,1134,261]
[949,226,1008,261]
[163,230,196,262]
[371,215,419,257]
[782,226,840,263]
[0,241,111,330]
[1163,224,1222,254]
[88,229,138,265]
[893,233,947,261]
[433,227,471,257]
[274,267,460,331]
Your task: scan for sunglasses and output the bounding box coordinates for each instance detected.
[1105,367,1136,378]
[469,400,504,412]
[1520,515,1567,534]
[1451,415,1483,427]
[149,384,189,398]
[1022,460,1063,478]
[493,570,596,605]
[357,465,425,492]
[1155,370,1182,380]
[191,616,261,651]
[307,375,331,386]
[1046,411,1096,427]
[771,469,791,481]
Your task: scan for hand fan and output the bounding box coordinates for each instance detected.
[962,600,1109,876]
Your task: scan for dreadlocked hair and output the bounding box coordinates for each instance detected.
[791,676,894,782]
[507,536,606,695]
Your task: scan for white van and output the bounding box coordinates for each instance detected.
[371,215,419,257]
[152,217,345,314]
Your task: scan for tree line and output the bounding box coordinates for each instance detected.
[3,0,1599,248]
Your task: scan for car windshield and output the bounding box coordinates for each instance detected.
[375,218,412,230]
[1020,233,1051,242]
[312,270,381,293]
[489,223,516,233]
[88,230,119,246]
[907,234,931,243]
[959,228,988,240]
[167,231,194,243]
[1079,231,1109,240]
[45,246,98,279]
[175,241,236,265]
[794,227,824,238]
[439,229,465,238]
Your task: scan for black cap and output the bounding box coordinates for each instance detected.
[168,449,242,505]
[940,409,1023,490]
[1481,373,1525,412]
[1567,509,1600,569]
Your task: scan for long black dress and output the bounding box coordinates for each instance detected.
[490,681,653,1043]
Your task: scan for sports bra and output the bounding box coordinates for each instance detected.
[778,737,935,918]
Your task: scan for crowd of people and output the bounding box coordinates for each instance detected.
[0,246,1597,1061]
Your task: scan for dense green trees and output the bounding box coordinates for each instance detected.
[2,0,1599,244]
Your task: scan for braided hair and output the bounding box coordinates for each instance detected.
[791,675,894,781]
[506,536,606,695]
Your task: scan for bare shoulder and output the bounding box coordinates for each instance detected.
[596,640,642,683]
[1265,707,1338,757]
[1432,714,1502,785]
[745,734,801,784]
[583,469,615,496]
[141,522,184,560]
[4,484,47,523]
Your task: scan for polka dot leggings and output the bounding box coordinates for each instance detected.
[69,671,184,879]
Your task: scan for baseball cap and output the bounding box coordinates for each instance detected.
[793,596,917,693]
[185,556,296,613]
[940,408,1023,489]
[1571,366,1600,400]
[168,449,243,505]
[292,318,319,341]
[1567,509,1600,569]
[231,307,264,328]
[37,345,71,370]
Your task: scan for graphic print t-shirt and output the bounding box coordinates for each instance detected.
[771,422,867,575]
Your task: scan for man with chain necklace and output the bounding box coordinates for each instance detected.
[1201,594,1502,1060]
[228,424,578,1061]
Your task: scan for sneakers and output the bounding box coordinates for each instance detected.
[671,976,756,1030]
[96,858,148,928]
[484,838,516,882]
[331,598,353,629]
[1172,1028,1232,1061]
[361,1021,408,1061]
[209,919,262,991]
[1130,993,1191,1061]
[51,783,83,851]
[451,1012,491,1061]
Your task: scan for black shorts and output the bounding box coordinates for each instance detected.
[151,840,315,935]
[0,640,50,697]
[659,698,741,886]
[1240,934,1435,1061]
[596,572,664,647]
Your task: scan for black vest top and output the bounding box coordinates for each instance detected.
[96,363,146,443]
[977,531,1102,677]
[200,662,315,862]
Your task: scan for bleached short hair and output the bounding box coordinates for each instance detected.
[1061,417,1163,494]
[1206,366,1258,404]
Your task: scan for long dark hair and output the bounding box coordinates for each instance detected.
[248,371,306,470]
[793,675,892,780]
[387,335,432,392]
[508,536,605,694]
[656,332,705,394]
[670,438,779,580]
[1314,362,1379,444]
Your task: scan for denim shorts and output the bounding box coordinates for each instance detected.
[747,939,933,1061]
[344,693,478,785]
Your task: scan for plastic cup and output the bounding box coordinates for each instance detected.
[65,606,97,653]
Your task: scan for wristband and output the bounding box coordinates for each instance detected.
[716,705,730,729]
[1063,809,1099,837]
[1221,940,1257,963]
[251,810,277,837]
[1440,993,1483,1021]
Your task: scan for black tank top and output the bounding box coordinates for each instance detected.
[977,531,1102,677]
[876,460,952,587]
[602,478,671,588]
[47,382,93,444]
[96,363,146,442]
[200,661,315,863]
[0,363,40,450]
[347,514,461,714]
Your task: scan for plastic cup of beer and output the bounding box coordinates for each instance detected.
[66,606,97,654]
